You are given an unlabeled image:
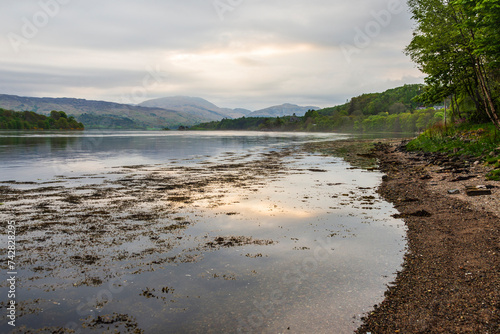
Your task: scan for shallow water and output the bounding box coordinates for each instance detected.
[0,130,405,333]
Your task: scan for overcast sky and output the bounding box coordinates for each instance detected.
[0,0,423,110]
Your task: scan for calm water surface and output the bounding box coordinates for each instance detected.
[0,130,405,333]
[0,131,346,180]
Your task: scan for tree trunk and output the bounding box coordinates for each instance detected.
[451,4,500,129]
[477,61,500,128]
[453,93,461,119]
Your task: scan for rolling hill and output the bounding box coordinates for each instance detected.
[138,96,251,120]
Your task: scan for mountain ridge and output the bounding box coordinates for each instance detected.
[249,103,320,117]
[138,96,251,121]
[0,93,321,129]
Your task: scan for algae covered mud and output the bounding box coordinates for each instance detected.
[0,131,405,333]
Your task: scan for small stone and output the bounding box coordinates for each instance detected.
[448,189,460,194]
[474,161,481,165]
[466,186,492,196]
[451,175,475,182]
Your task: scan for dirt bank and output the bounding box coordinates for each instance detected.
[355,141,500,333]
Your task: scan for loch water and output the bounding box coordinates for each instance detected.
[0,131,406,333]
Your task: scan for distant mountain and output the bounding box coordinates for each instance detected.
[139,96,251,120]
[233,108,253,115]
[0,94,199,129]
[249,103,320,117]
[0,93,319,129]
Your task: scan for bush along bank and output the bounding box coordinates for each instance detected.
[406,122,500,180]
[0,108,84,130]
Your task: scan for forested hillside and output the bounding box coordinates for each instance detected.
[319,84,423,117]
[77,113,144,129]
[190,84,443,132]
[0,109,84,130]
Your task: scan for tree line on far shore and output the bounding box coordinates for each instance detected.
[190,107,444,133]
[0,108,84,130]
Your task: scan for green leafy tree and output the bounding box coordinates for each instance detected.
[406,0,500,128]
[50,110,61,120]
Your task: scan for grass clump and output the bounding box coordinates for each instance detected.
[488,169,500,181]
[406,122,500,180]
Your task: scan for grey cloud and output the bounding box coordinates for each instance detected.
[0,0,422,110]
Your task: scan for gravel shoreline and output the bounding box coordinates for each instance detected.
[355,140,500,333]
